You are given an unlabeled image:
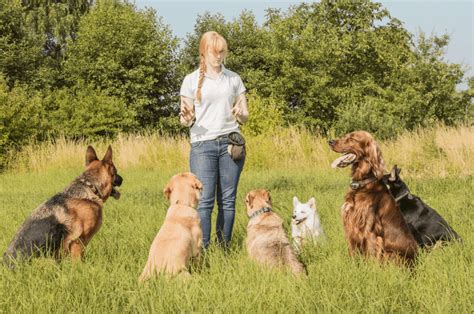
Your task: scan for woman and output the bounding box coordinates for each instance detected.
[179,31,249,248]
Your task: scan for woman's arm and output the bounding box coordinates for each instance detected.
[179,96,195,127]
[232,93,249,124]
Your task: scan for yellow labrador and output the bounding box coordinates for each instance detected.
[139,172,203,281]
[245,189,306,276]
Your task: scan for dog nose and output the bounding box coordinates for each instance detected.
[292,215,296,219]
[328,140,334,147]
[114,175,123,186]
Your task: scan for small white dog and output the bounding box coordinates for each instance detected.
[291,196,325,250]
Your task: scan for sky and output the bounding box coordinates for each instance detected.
[132,0,473,86]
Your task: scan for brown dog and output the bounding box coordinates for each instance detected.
[245,189,306,276]
[329,131,417,265]
[3,146,122,268]
[139,172,203,281]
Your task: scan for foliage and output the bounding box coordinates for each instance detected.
[0,0,93,89]
[181,0,472,138]
[63,0,179,128]
[0,0,472,167]
[241,91,285,136]
[44,83,136,139]
[0,76,45,168]
[0,0,44,88]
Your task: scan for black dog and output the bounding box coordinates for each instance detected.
[384,165,462,247]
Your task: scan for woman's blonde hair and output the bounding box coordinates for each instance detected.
[196,31,228,103]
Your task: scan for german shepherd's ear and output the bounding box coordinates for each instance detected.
[86,146,98,166]
[163,183,172,201]
[102,145,113,164]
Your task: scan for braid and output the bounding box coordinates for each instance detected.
[196,58,206,103]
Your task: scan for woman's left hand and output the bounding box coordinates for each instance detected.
[232,94,249,124]
[232,105,243,119]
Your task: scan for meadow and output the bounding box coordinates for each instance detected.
[0,126,472,312]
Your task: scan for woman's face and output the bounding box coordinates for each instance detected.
[205,48,225,68]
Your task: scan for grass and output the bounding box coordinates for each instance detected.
[0,126,472,312]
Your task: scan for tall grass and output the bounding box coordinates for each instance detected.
[8,125,474,178]
[0,126,472,312]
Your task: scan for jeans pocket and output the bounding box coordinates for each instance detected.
[191,141,204,149]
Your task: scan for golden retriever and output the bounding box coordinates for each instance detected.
[139,172,203,281]
[329,131,418,265]
[245,189,306,276]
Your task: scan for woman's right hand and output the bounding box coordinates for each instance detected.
[180,96,195,126]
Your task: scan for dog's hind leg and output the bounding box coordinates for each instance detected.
[4,215,66,268]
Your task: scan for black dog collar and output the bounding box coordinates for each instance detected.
[248,207,272,219]
[350,177,378,190]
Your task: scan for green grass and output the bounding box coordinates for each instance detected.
[0,166,472,312]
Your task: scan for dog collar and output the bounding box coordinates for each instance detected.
[174,200,197,210]
[393,190,411,202]
[248,206,272,219]
[381,177,412,202]
[350,177,378,190]
[78,178,103,199]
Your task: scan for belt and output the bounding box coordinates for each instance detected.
[215,134,229,140]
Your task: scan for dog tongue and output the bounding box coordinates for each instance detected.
[331,153,356,168]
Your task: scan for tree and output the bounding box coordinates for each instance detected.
[0,0,43,88]
[181,0,472,137]
[0,76,45,168]
[45,82,136,139]
[64,0,179,128]
[0,0,93,89]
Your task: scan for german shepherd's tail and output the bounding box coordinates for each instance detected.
[3,215,66,269]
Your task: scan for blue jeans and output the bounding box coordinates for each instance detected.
[190,135,245,248]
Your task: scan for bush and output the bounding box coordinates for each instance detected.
[0,77,45,168]
[241,91,285,136]
[45,84,136,139]
[333,96,406,139]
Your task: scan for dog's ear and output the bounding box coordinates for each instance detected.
[245,192,254,208]
[102,145,113,164]
[194,179,203,191]
[366,139,385,180]
[163,183,172,201]
[389,165,397,182]
[395,165,401,177]
[293,196,299,208]
[86,146,98,166]
[307,197,316,210]
[264,190,272,206]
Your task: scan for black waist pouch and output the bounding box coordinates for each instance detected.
[227,132,246,161]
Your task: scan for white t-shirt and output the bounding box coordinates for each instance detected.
[180,65,246,143]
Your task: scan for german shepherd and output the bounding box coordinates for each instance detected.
[3,146,122,268]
